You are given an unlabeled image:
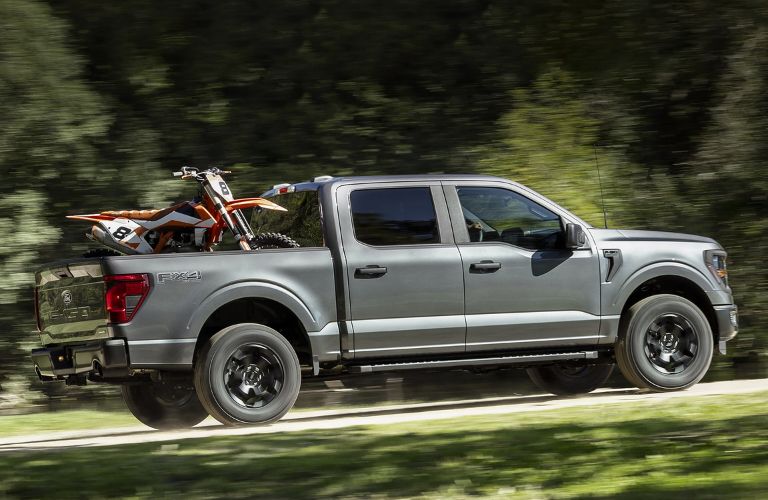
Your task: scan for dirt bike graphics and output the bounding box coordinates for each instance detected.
[68,167,288,254]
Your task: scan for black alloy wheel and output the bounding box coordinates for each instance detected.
[224,343,285,409]
[644,313,700,374]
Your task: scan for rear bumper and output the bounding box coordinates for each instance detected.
[31,339,129,381]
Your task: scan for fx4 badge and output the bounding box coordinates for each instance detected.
[157,271,202,284]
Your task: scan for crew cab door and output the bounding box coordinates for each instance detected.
[443,181,602,352]
[336,182,465,358]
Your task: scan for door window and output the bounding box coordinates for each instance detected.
[457,187,563,250]
[351,187,439,246]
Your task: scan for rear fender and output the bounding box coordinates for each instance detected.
[129,282,317,369]
[187,281,317,341]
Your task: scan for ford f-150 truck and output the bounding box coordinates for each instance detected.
[32,175,738,429]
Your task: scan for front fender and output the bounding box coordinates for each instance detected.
[610,262,719,314]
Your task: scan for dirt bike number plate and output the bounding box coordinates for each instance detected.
[206,174,234,202]
[102,219,153,253]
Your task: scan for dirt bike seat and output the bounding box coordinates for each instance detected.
[102,208,169,220]
[102,201,202,221]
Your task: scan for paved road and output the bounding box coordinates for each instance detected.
[2,378,766,453]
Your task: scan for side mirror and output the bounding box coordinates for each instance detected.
[565,223,587,249]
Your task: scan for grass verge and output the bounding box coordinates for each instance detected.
[1,391,767,499]
[0,410,140,437]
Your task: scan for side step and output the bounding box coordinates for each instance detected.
[348,351,599,374]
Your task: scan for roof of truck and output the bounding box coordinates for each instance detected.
[260,174,510,197]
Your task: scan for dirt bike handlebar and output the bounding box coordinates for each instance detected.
[172,167,231,179]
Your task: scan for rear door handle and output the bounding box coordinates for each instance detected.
[470,261,502,273]
[355,265,388,278]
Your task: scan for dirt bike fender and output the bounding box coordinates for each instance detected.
[225,198,287,212]
[66,214,118,223]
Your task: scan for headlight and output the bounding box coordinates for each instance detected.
[704,250,728,288]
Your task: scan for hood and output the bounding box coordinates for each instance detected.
[588,228,718,245]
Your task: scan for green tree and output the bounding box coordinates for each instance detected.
[468,68,669,229]
[0,0,107,404]
[690,27,768,360]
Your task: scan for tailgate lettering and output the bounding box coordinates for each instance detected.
[50,306,92,321]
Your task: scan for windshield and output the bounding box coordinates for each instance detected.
[251,191,324,247]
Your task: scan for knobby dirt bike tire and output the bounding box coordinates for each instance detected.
[83,248,124,258]
[251,232,301,249]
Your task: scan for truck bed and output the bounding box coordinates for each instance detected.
[34,248,338,371]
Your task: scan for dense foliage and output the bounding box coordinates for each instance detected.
[1,0,765,406]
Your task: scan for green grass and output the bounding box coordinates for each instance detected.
[1,392,767,499]
[0,410,141,437]
[0,403,417,438]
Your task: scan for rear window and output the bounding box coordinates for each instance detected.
[350,187,439,246]
[251,191,324,247]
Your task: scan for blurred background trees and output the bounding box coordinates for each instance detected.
[1,0,765,407]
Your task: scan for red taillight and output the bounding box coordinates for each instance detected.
[104,274,150,324]
[34,286,42,332]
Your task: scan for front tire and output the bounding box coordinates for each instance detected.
[121,381,209,430]
[615,294,713,391]
[194,323,301,426]
[526,363,614,395]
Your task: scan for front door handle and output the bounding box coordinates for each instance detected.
[470,261,502,273]
[355,265,388,278]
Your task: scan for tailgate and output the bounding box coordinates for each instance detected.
[35,260,109,345]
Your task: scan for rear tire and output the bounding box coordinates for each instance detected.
[121,381,208,430]
[526,363,614,395]
[83,248,123,258]
[194,323,301,426]
[251,232,300,249]
[615,294,713,391]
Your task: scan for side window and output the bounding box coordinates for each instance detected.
[457,187,563,250]
[351,187,440,246]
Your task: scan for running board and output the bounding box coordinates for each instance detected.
[348,351,599,374]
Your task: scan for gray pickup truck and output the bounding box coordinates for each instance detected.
[32,175,738,429]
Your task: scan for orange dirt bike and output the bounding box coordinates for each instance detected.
[68,166,299,255]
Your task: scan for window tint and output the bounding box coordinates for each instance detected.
[457,187,563,250]
[251,191,324,247]
[351,187,439,246]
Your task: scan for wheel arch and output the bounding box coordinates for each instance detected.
[615,264,719,342]
[188,282,316,366]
